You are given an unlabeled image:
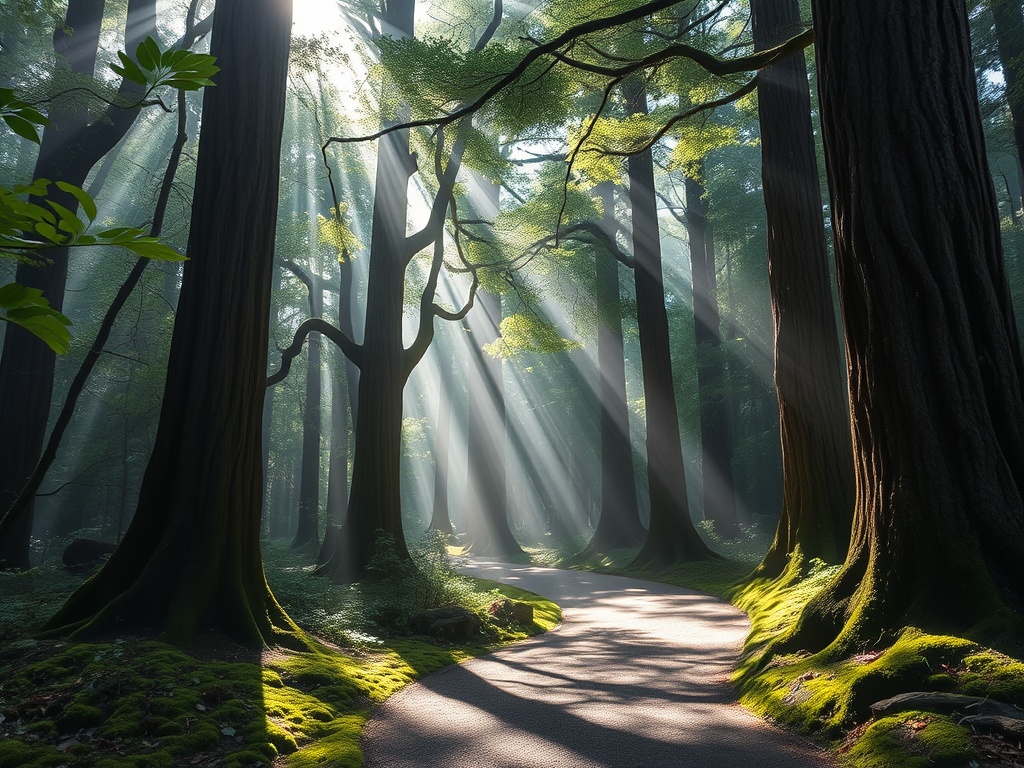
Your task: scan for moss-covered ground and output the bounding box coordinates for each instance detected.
[533,536,1024,768]
[0,539,560,768]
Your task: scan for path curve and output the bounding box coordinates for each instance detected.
[363,562,833,768]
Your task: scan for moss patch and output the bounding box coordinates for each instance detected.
[845,711,976,767]
[0,573,561,768]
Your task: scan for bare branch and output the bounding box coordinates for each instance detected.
[267,318,363,387]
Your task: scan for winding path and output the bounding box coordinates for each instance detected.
[363,562,833,768]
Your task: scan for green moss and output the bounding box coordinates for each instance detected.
[0,740,66,768]
[222,749,273,767]
[56,701,104,731]
[848,712,976,768]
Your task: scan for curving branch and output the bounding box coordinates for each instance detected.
[585,75,759,159]
[323,1,811,147]
[267,318,363,387]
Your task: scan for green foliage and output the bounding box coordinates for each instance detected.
[316,206,363,261]
[0,87,48,143]
[110,36,220,94]
[484,312,579,358]
[0,283,71,353]
[847,712,977,768]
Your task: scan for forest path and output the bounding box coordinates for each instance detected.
[362,561,834,768]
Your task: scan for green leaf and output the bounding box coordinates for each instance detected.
[120,237,186,261]
[55,181,97,222]
[46,200,85,236]
[136,36,159,71]
[111,51,147,85]
[0,283,72,354]
[3,114,42,144]
[34,222,61,243]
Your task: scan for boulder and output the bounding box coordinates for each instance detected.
[488,599,534,626]
[870,691,1024,720]
[410,606,481,640]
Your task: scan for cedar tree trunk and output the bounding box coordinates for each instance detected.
[787,0,1024,654]
[750,0,854,577]
[42,0,300,648]
[685,171,741,541]
[626,81,717,567]
[583,182,645,554]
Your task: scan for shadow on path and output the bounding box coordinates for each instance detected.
[363,562,833,768]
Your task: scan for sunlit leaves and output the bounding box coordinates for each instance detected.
[668,121,740,174]
[110,36,219,93]
[483,313,579,359]
[0,179,186,262]
[0,87,48,144]
[0,283,72,354]
[317,205,363,260]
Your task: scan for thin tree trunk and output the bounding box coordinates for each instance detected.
[626,79,717,567]
[428,370,453,534]
[991,0,1024,175]
[686,171,740,540]
[292,277,323,549]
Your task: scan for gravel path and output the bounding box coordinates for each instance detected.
[362,561,834,768]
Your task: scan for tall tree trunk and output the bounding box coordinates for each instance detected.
[428,370,453,534]
[750,0,854,578]
[991,0,1024,180]
[292,278,323,549]
[325,255,357,528]
[626,80,717,567]
[686,171,741,541]
[783,0,1024,655]
[583,182,645,554]
[317,0,417,582]
[0,0,158,570]
[463,286,522,555]
[42,0,301,648]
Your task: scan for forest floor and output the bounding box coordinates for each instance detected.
[362,560,834,768]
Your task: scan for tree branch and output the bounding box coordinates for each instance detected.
[267,318,363,387]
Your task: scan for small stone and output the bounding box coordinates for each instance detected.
[221,726,236,737]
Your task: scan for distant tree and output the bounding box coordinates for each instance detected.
[43,0,303,647]
[685,169,740,541]
[626,80,717,568]
[782,0,1024,654]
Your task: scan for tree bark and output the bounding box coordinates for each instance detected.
[316,0,417,582]
[428,366,453,534]
[463,286,523,555]
[750,0,854,577]
[626,80,717,567]
[685,170,741,541]
[291,270,323,549]
[785,0,1024,654]
[42,0,301,648]
[583,182,645,554]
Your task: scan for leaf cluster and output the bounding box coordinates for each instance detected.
[110,35,219,94]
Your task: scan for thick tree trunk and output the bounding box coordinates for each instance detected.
[42,0,300,648]
[686,171,741,541]
[626,81,717,567]
[583,182,645,554]
[750,0,854,577]
[786,0,1024,654]
[0,0,157,570]
[463,287,523,556]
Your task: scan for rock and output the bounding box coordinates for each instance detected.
[62,538,116,570]
[961,715,1024,737]
[870,691,1024,720]
[411,606,481,640]
[488,599,534,625]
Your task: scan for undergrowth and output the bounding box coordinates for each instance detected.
[0,532,561,768]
